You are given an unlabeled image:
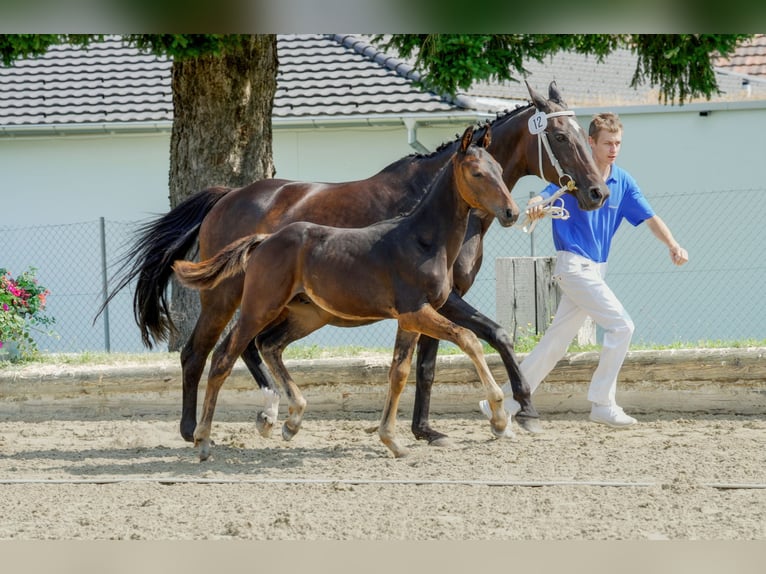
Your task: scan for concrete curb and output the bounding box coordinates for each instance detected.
[1,347,765,419]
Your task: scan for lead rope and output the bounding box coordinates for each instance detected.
[522,109,576,234]
[521,181,572,233]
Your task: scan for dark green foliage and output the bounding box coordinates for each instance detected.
[0,34,247,66]
[378,34,752,104]
[630,34,751,103]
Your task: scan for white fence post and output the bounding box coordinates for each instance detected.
[496,256,596,346]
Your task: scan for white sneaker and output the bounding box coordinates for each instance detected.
[478,398,521,420]
[589,404,637,428]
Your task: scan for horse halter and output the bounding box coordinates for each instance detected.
[536,109,577,186]
[522,109,578,234]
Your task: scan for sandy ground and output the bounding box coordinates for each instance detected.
[1,408,765,541]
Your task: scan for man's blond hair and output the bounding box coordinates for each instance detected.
[589,112,623,140]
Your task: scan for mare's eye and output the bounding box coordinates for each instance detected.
[472,172,484,178]
[554,133,567,143]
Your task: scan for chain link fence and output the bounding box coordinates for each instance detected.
[2,187,764,354]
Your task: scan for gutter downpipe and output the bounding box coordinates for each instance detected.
[403,118,430,154]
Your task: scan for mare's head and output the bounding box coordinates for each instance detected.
[526,81,608,210]
[454,126,519,227]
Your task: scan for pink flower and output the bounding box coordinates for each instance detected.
[2,303,8,311]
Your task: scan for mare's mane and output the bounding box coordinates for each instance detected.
[380,102,534,174]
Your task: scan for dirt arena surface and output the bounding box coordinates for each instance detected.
[1,409,765,540]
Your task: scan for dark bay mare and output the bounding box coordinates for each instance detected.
[173,127,519,459]
[102,81,607,446]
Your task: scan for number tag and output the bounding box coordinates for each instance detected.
[528,110,547,134]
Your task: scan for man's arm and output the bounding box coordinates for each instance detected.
[645,215,688,266]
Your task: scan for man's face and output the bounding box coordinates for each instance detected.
[589,129,622,166]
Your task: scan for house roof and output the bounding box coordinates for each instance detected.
[0,34,468,131]
[1,34,765,133]
[275,34,471,120]
[715,34,766,78]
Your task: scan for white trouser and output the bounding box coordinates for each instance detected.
[514,251,634,407]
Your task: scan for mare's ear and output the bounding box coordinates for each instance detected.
[460,125,474,153]
[548,81,567,107]
[526,80,551,113]
[481,124,492,149]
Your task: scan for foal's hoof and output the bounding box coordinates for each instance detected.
[516,415,544,434]
[281,422,300,442]
[255,411,275,438]
[490,423,515,439]
[389,445,410,459]
[196,439,212,462]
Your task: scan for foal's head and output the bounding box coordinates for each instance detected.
[454,126,519,227]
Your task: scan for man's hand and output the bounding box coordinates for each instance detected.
[526,195,546,221]
[670,244,688,266]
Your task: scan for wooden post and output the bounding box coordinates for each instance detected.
[496,257,596,346]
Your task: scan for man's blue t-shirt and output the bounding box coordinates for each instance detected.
[540,164,655,263]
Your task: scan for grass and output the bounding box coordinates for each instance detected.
[2,338,765,368]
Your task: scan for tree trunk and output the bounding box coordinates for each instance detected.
[166,35,277,351]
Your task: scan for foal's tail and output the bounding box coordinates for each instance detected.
[173,233,268,291]
[94,187,231,348]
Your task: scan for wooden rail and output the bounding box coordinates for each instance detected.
[1,347,764,418]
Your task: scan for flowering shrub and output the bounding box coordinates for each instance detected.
[0,267,56,358]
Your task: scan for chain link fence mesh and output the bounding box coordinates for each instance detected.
[2,187,764,354]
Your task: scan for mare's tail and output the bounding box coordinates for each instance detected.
[95,187,231,348]
[173,233,268,291]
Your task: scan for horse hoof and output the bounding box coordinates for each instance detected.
[197,440,212,462]
[180,423,196,443]
[255,412,274,438]
[392,446,410,459]
[490,424,515,439]
[428,436,454,448]
[515,415,544,434]
[282,422,299,441]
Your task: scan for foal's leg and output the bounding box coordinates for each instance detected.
[194,328,248,461]
[240,338,281,438]
[437,291,542,433]
[378,327,419,458]
[399,306,510,439]
[258,312,329,441]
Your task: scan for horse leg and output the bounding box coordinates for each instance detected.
[400,306,511,439]
[256,303,335,441]
[179,291,238,442]
[194,328,247,461]
[378,327,418,458]
[438,290,542,433]
[412,335,451,446]
[258,347,307,442]
[240,338,281,438]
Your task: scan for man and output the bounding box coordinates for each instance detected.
[481,112,688,427]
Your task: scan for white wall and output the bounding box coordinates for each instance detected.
[0,131,171,226]
[2,103,765,352]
